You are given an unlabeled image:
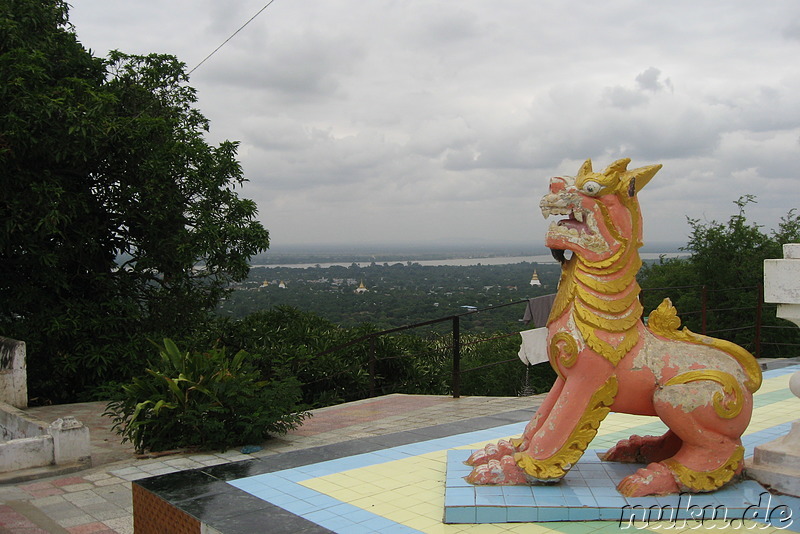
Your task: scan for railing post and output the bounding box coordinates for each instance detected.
[452,316,461,399]
[701,285,708,335]
[755,284,763,358]
[369,337,376,398]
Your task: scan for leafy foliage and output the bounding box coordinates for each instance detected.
[195,308,444,406]
[0,1,269,401]
[639,197,800,356]
[104,339,307,452]
[192,307,553,407]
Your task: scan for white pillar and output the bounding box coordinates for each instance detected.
[48,417,91,467]
[747,244,800,496]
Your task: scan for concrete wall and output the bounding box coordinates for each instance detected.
[0,434,55,473]
[0,402,45,441]
[0,336,27,409]
[0,338,91,475]
[0,402,91,474]
[0,402,53,473]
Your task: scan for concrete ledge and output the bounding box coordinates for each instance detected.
[0,459,91,485]
[0,402,52,473]
[0,401,91,477]
[0,401,47,441]
[0,434,54,473]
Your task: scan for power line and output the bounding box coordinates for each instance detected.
[187,0,277,76]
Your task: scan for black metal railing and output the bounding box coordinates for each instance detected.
[305,284,800,403]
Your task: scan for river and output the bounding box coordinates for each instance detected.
[252,252,685,269]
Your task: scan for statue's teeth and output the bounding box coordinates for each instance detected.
[574,210,584,223]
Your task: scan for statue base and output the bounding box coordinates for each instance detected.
[746,420,800,498]
[445,449,795,526]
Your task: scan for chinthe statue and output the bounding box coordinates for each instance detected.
[466,158,762,497]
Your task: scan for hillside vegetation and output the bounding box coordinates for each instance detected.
[220,261,561,332]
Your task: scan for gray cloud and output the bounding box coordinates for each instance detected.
[782,18,800,41]
[70,0,800,247]
[602,86,649,109]
[636,67,672,92]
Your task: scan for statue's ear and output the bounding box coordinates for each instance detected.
[578,158,593,177]
[604,158,631,175]
[623,164,662,196]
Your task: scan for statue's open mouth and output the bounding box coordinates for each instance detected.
[550,248,568,264]
[541,202,594,237]
[555,211,592,234]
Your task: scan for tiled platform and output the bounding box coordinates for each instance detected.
[133,364,800,533]
[444,450,796,525]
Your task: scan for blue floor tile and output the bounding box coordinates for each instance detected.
[505,495,535,507]
[445,487,475,507]
[445,506,476,523]
[507,506,538,522]
[568,506,600,521]
[476,506,507,523]
[537,506,569,521]
[475,493,506,507]
[502,486,534,498]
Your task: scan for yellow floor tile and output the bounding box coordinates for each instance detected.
[755,373,792,393]
[747,399,800,431]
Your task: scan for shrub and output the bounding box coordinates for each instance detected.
[104,339,308,452]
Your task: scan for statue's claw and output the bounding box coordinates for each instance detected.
[465,439,516,466]
[465,455,527,485]
[617,462,680,497]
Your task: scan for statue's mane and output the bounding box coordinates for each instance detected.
[545,158,667,364]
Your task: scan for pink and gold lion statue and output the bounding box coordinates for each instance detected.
[466,158,762,497]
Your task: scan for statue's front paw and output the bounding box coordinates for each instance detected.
[617,462,679,497]
[466,455,527,485]
[465,439,516,466]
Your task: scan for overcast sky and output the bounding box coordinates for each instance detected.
[68,1,800,250]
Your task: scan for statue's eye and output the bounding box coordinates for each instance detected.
[582,180,603,196]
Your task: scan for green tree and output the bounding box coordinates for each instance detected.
[640,196,800,356]
[0,1,269,401]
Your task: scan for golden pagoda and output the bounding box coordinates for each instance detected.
[354,280,369,294]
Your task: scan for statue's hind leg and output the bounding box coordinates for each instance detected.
[617,381,752,497]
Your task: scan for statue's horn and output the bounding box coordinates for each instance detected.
[624,164,662,195]
[577,159,593,177]
[604,158,631,175]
